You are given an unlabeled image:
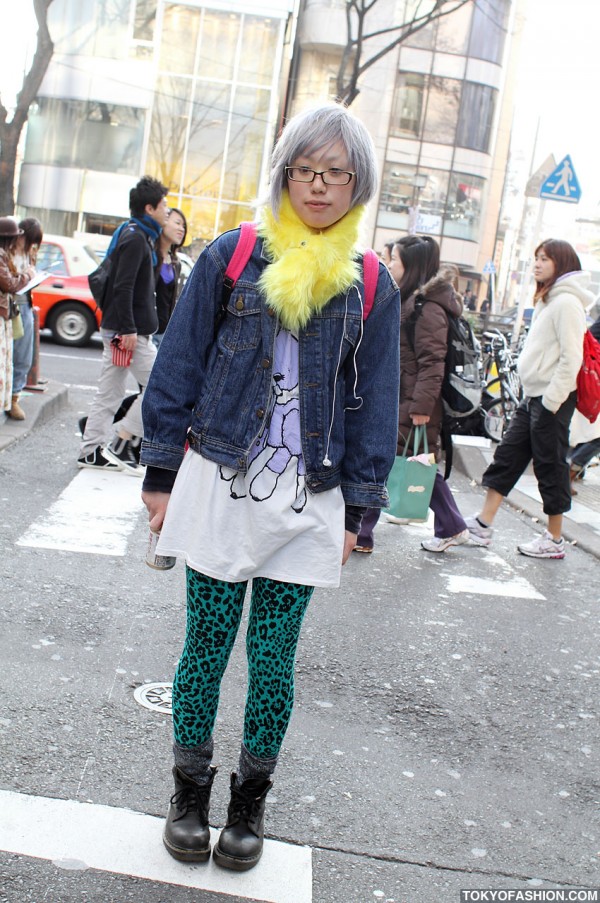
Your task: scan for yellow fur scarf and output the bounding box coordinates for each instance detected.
[257,192,365,331]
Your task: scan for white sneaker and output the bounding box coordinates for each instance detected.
[518,530,565,559]
[464,515,493,547]
[421,529,470,553]
[384,513,412,525]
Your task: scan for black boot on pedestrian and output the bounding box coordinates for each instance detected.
[212,772,273,871]
[163,765,217,862]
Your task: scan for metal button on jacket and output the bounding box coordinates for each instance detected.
[256,408,265,418]
[235,297,244,310]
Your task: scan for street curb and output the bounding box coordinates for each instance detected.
[0,381,69,453]
[453,442,600,561]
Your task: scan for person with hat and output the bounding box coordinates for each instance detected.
[11,217,44,420]
[0,217,36,418]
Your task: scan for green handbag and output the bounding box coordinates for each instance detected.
[384,425,437,522]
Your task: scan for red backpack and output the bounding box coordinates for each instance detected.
[222,221,380,320]
[576,329,600,423]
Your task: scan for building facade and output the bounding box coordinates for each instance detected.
[293,0,520,298]
[17,0,297,252]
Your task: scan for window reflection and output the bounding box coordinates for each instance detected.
[422,76,460,145]
[147,76,193,192]
[185,84,232,197]
[160,4,201,74]
[196,10,240,82]
[238,16,280,86]
[468,0,510,63]
[456,83,496,152]
[133,0,157,41]
[443,173,484,240]
[24,98,144,174]
[390,73,425,138]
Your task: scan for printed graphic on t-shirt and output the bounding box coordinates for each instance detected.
[220,328,307,512]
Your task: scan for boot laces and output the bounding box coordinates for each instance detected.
[229,781,269,823]
[171,784,209,823]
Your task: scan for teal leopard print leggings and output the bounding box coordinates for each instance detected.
[172,567,314,759]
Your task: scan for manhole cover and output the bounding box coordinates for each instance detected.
[133,682,173,714]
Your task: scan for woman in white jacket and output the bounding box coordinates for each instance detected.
[466,239,592,558]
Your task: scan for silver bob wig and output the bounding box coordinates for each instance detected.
[269,102,378,216]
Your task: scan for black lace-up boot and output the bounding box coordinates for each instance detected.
[163,765,217,862]
[212,772,273,871]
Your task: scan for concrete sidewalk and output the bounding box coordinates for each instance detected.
[0,380,69,453]
[2,384,599,559]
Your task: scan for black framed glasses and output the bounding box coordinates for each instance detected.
[285,166,355,186]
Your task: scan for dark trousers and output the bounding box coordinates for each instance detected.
[429,471,467,538]
[482,393,576,516]
[357,507,381,548]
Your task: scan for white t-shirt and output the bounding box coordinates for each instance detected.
[156,328,345,587]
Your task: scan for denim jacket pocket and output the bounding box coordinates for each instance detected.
[221,292,262,351]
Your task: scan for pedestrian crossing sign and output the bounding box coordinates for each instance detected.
[539,155,581,203]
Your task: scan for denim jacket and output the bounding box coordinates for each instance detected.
[141,227,400,508]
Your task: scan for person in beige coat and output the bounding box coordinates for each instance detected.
[0,218,36,416]
[466,238,592,558]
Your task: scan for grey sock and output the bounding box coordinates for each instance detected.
[236,743,277,787]
[173,737,214,785]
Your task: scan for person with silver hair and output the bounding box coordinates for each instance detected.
[140,102,400,871]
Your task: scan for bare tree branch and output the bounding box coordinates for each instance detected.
[0,0,55,213]
[336,0,473,105]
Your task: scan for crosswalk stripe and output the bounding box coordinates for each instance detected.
[0,790,312,903]
[16,469,144,556]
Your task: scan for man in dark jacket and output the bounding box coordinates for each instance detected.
[78,175,168,473]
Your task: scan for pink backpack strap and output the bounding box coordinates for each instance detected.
[224,221,258,290]
[362,248,379,320]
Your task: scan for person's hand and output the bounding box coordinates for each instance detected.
[120,333,138,352]
[342,530,357,564]
[141,490,170,533]
[26,265,36,281]
[411,414,430,425]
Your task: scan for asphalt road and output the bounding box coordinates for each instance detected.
[1,341,599,903]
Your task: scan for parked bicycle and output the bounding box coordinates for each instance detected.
[480,329,523,441]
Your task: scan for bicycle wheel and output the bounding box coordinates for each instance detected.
[483,396,517,442]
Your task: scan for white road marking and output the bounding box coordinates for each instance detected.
[16,469,144,556]
[444,573,545,600]
[0,790,312,903]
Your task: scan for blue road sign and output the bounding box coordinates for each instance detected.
[539,155,581,203]
[483,260,496,274]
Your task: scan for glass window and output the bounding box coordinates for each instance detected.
[147,76,193,192]
[390,72,425,138]
[133,0,157,41]
[443,173,484,240]
[24,98,144,174]
[217,201,255,237]
[160,4,201,74]
[238,15,280,86]
[456,83,496,152]
[422,76,460,145]
[414,168,448,235]
[37,243,68,276]
[436,2,471,54]
[196,10,241,82]
[49,0,130,59]
[378,162,414,231]
[468,0,510,64]
[403,0,435,49]
[223,87,271,201]
[184,83,232,198]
